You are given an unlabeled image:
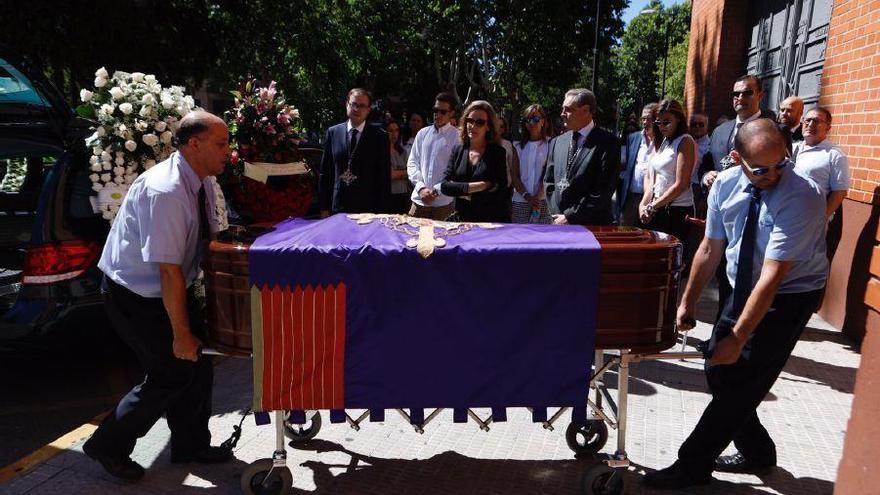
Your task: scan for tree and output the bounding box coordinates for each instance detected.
[611,0,691,123]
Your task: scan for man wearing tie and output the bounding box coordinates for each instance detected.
[544,88,619,225]
[319,88,391,217]
[644,119,828,489]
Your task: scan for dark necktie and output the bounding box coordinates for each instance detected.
[731,185,762,315]
[349,128,359,158]
[198,184,209,242]
[728,122,744,153]
[567,131,581,169]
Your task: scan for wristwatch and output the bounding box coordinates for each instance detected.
[523,191,532,201]
[644,203,656,215]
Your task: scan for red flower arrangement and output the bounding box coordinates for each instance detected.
[221,79,315,223]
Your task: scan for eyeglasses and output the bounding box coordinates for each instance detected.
[745,158,790,176]
[465,117,488,127]
[432,107,450,115]
[348,101,369,110]
[654,120,674,127]
[689,121,706,127]
[523,115,543,125]
[802,117,828,126]
[731,89,755,98]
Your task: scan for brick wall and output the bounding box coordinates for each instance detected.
[818,0,880,205]
[684,0,750,123]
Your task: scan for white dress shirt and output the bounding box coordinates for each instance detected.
[513,138,550,202]
[406,123,460,207]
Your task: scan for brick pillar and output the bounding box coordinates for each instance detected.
[825,0,880,493]
[684,0,750,124]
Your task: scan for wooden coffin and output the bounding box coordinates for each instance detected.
[203,225,682,357]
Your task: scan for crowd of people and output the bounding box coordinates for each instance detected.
[81,73,850,491]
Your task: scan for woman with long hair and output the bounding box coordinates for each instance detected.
[387,119,411,213]
[510,104,552,223]
[439,100,509,222]
[403,111,426,154]
[639,99,696,244]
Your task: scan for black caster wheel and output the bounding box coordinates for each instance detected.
[566,419,609,455]
[240,458,293,495]
[284,410,322,442]
[581,463,623,495]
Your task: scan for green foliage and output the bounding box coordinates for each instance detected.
[660,35,690,104]
[612,0,691,124]
[2,0,629,133]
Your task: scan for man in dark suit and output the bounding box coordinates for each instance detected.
[777,96,804,143]
[319,88,390,217]
[544,88,620,226]
[617,103,658,226]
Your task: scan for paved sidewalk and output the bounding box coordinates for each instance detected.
[0,290,857,494]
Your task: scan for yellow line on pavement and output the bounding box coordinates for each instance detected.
[0,416,104,484]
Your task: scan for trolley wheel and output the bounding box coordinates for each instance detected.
[566,419,609,455]
[240,459,292,495]
[580,463,623,495]
[283,410,322,442]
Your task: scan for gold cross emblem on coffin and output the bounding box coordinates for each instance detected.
[347,214,501,258]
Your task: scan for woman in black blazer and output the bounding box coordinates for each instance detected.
[440,100,509,222]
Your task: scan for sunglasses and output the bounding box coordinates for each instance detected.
[802,117,828,126]
[523,115,543,125]
[465,117,488,127]
[731,89,755,98]
[432,107,450,115]
[654,120,674,127]
[745,158,790,176]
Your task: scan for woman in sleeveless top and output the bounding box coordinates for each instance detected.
[639,99,696,245]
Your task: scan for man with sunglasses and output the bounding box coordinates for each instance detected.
[792,107,850,221]
[406,92,461,220]
[645,119,828,489]
[319,88,391,217]
[544,88,619,225]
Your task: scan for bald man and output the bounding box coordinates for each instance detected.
[84,111,234,481]
[645,119,828,489]
[778,96,804,142]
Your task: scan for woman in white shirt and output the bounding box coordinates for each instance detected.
[639,99,696,244]
[387,119,411,213]
[510,105,552,223]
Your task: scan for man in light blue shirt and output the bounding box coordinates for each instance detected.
[646,119,828,489]
[84,111,234,481]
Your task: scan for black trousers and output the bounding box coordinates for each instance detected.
[85,277,214,459]
[677,289,822,475]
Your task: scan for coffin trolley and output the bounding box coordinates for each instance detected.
[203,218,700,495]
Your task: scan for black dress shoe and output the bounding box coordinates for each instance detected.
[82,441,145,481]
[715,452,776,474]
[171,445,234,464]
[643,463,711,490]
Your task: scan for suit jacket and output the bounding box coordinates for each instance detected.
[699,110,792,181]
[318,122,391,214]
[439,142,509,222]
[617,131,643,213]
[544,126,620,225]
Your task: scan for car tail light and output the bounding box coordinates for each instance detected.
[22,240,101,284]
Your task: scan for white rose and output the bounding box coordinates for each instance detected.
[109,87,124,101]
[142,134,159,147]
[125,140,137,152]
[102,161,112,171]
[144,159,156,169]
[160,131,173,144]
[92,183,104,192]
[99,103,114,118]
[114,157,124,166]
[139,105,151,118]
[175,105,188,117]
[114,124,127,138]
[161,95,175,109]
[100,173,111,182]
[113,175,125,185]
[154,120,167,132]
[141,93,156,106]
[94,77,108,88]
[135,120,148,132]
[145,74,156,83]
[126,173,139,182]
[92,147,102,156]
[113,166,125,176]
[90,163,102,172]
[100,151,111,162]
[131,72,145,82]
[95,67,109,79]
[95,126,106,137]
[88,173,99,182]
[119,103,133,115]
[89,155,99,165]
[80,89,94,102]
